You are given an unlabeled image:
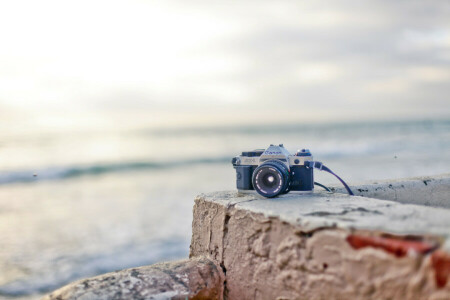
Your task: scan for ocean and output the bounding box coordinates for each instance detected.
[0,119,449,299]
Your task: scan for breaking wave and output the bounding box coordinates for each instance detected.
[0,157,230,185]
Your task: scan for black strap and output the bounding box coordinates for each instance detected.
[307,161,354,196]
[314,181,331,192]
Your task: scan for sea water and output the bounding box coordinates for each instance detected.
[0,120,449,299]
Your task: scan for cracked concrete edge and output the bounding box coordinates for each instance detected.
[42,257,225,300]
[196,190,450,252]
[190,193,450,299]
[194,191,257,207]
[330,173,450,208]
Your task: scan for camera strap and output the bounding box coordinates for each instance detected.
[306,161,354,196]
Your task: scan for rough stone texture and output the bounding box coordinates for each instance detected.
[42,176,450,300]
[330,173,450,208]
[190,190,450,300]
[42,257,224,300]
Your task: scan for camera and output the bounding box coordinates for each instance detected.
[231,144,315,198]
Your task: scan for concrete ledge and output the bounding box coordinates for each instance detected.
[42,257,224,300]
[190,190,450,299]
[42,175,450,300]
[330,173,450,208]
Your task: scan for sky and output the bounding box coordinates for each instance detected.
[0,0,449,133]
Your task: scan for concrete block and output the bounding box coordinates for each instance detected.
[330,173,450,208]
[43,175,450,299]
[42,257,224,300]
[190,190,450,299]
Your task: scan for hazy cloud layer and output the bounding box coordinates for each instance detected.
[0,0,448,131]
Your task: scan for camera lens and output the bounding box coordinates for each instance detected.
[252,160,290,197]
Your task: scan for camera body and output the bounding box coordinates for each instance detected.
[231,144,314,197]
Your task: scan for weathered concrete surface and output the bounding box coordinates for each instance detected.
[190,190,450,300]
[42,175,450,299]
[42,257,224,300]
[330,173,450,208]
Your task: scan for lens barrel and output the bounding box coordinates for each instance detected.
[252,160,290,197]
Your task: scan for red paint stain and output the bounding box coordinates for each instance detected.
[431,251,450,288]
[346,234,435,257]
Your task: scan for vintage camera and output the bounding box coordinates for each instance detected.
[231,144,314,197]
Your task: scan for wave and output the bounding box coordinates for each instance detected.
[0,239,189,297]
[136,119,450,136]
[0,157,231,185]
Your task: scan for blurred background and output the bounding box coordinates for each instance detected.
[0,0,449,298]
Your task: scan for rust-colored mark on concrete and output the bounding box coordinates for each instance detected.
[346,234,435,257]
[431,250,450,288]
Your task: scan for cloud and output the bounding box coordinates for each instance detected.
[0,0,448,129]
